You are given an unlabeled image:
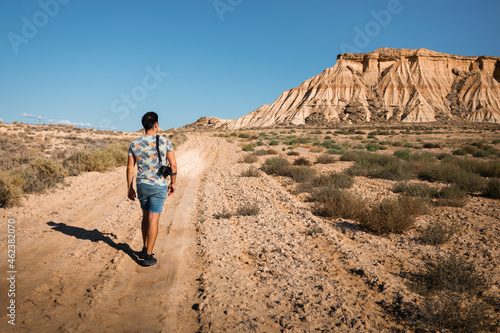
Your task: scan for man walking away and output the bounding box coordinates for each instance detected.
[127,112,177,266]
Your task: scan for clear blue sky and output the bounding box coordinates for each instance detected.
[1,0,499,131]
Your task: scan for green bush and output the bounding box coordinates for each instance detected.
[287,166,316,183]
[365,143,380,152]
[311,188,366,220]
[419,253,487,294]
[254,149,267,156]
[238,133,250,138]
[419,221,457,246]
[236,203,260,216]
[483,178,500,199]
[316,154,336,164]
[269,140,280,146]
[293,157,312,166]
[394,149,411,160]
[242,145,254,152]
[392,182,437,199]
[242,154,258,163]
[452,148,467,156]
[240,166,260,177]
[435,185,468,207]
[418,164,486,193]
[63,147,124,175]
[472,149,491,158]
[22,159,68,193]
[423,293,494,333]
[312,173,354,189]
[0,171,24,208]
[261,157,290,176]
[359,196,427,235]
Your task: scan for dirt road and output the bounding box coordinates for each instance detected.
[2,133,498,332]
[1,134,217,332]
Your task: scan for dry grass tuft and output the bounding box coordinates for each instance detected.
[359,196,428,235]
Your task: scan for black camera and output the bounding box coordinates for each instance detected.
[158,165,173,177]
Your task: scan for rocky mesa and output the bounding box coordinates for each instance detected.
[189,48,500,129]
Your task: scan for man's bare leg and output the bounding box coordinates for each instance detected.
[145,212,160,254]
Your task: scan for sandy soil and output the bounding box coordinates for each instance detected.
[1,130,499,332]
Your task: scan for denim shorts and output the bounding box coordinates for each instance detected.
[136,183,168,213]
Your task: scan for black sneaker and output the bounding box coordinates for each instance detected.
[143,254,157,266]
[138,247,147,259]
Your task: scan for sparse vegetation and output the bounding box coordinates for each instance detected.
[419,221,457,245]
[240,166,260,177]
[235,203,260,216]
[316,154,336,164]
[359,196,428,235]
[483,178,500,199]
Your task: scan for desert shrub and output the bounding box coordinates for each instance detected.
[286,151,300,156]
[22,159,68,193]
[462,145,477,154]
[286,166,316,183]
[418,164,486,192]
[293,157,312,166]
[423,293,494,333]
[392,182,437,200]
[359,196,428,235]
[236,203,260,216]
[266,149,279,155]
[261,157,290,176]
[394,149,412,160]
[316,154,336,164]
[311,188,366,220]
[240,166,260,177]
[242,154,258,163]
[343,151,416,181]
[238,133,250,138]
[63,146,127,175]
[214,208,233,219]
[435,185,468,207]
[365,143,380,152]
[253,149,267,156]
[269,140,280,146]
[483,178,500,199]
[452,148,467,156]
[392,141,404,147]
[419,253,487,294]
[242,145,254,152]
[419,221,457,245]
[423,143,441,149]
[312,173,354,189]
[0,171,24,208]
[472,149,491,158]
[306,225,324,236]
[168,133,188,147]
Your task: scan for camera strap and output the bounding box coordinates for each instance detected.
[155,135,162,165]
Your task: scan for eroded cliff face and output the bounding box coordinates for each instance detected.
[189,48,500,129]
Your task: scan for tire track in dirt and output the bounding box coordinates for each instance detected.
[1,134,218,333]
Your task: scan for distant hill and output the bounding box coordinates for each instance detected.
[186,48,500,129]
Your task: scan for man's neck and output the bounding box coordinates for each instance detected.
[145,129,157,135]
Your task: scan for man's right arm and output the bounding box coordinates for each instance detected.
[127,154,136,200]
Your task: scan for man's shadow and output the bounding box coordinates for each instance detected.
[47,221,142,265]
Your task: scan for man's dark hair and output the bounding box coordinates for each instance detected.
[142,112,158,131]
